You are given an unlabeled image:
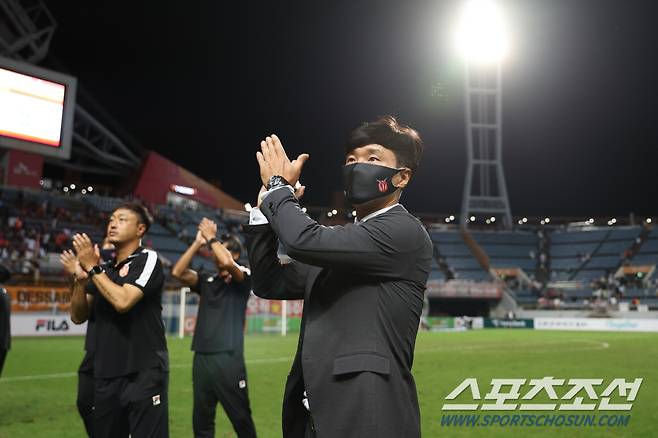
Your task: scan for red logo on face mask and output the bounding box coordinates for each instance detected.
[377,179,388,193]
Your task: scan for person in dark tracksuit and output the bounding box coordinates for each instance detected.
[62,242,114,437]
[172,218,256,438]
[0,264,11,378]
[62,248,96,436]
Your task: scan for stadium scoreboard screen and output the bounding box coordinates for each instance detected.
[0,56,76,160]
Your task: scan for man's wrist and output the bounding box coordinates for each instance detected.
[86,265,105,277]
[259,185,295,204]
[266,175,290,191]
[207,237,219,246]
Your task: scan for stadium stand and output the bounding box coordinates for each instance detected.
[549,227,641,282]
[631,227,658,266]
[0,187,245,283]
[1,186,656,312]
[430,229,490,281]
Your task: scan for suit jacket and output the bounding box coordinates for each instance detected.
[243,188,432,438]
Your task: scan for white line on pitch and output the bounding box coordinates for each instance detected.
[0,341,613,384]
[0,356,294,383]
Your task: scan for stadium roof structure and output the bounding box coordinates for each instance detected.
[0,1,244,209]
[0,0,143,177]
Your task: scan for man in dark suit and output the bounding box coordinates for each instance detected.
[243,116,432,438]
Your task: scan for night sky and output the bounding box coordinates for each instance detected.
[44,0,658,217]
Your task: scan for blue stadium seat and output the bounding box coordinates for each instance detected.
[429,231,463,243]
[491,258,535,270]
[551,243,599,257]
[638,238,658,253]
[551,229,609,243]
[596,241,631,255]
[585,255,621,269]
[630,253,658,265]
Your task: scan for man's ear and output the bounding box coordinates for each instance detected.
[137,223,147,238]
[394,168,412,189]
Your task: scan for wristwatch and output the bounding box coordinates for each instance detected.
[207,237,219,246]
[266,175,290,191]
[87,265,105,277]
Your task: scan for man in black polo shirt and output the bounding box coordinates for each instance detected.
[70,203,168,438]
[172,218,256,438]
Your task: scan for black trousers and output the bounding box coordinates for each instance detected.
[93,366,169,438]
[0,348,7,377]
[192,351,257,438]
[78,350,95,437]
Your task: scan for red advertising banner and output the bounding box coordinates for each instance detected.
[4,149,43,189]
[184,296,304,335]
[246,296,304,317]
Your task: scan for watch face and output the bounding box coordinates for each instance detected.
[268,175,283,189]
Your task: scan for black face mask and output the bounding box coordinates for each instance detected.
[342,163,404,206]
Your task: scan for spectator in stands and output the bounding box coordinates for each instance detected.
[171,219,256,438]
[70,203,169,437]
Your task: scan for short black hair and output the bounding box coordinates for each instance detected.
[114,203,153,234]
[220,233,243,256]
[345,115,424,173]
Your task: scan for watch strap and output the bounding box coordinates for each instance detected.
[87,265,104,277]
[266,175,290,191]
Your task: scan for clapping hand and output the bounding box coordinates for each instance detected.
[198,218,217,242]
[60,249,88,281]
[72,233,100,272]
[195,230,206,246]
[256,134,309,187]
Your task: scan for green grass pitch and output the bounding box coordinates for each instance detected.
[1,330,656,437]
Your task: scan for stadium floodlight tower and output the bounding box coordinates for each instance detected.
[456,0,513,229]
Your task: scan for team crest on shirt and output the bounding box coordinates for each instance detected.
[152,394,161,406]
[119,263,130,277]
[239,379,247,389]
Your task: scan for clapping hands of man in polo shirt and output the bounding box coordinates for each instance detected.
[72,234,100,272]
[60,249,88,281]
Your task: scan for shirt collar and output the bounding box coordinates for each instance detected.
[112,246,144,266]
[355,203,401,224]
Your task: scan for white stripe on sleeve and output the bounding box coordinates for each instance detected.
[135,249,158,287]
